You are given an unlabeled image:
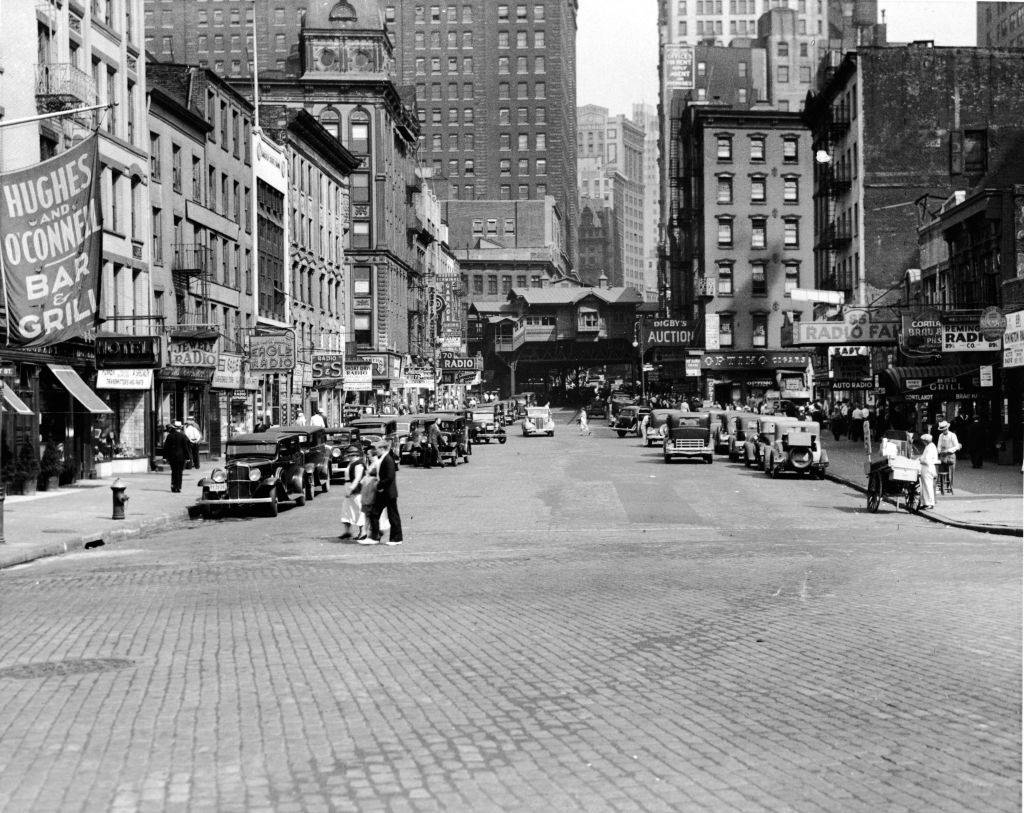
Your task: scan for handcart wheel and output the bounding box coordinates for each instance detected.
[866,473,882,513]
[905,484,919,513]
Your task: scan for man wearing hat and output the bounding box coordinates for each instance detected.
[918,432,938,510]
[936,419,962,493]
[161,421,191,493]
[366,439,403,545]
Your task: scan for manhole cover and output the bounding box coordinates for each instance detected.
[0,658,134,679]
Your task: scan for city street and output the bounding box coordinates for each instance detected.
[0,412,1019,812]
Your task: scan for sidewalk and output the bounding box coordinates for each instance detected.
[825,439,1023,536]
[0,467,203,569]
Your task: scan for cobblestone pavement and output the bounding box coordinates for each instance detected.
[0,414,1019,812]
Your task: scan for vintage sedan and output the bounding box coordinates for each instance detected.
[325,427,361,483]
[645,408,675,446]
[663,411,714,464]
[522,405,555,437]
[470,407,507,444]
[728,414,760,462]
[437,414,472,465]
[196,430,309,517]
[764,420,829,479]
[348,417,400,464]
[613,405,651,438]
[278,425,331,496]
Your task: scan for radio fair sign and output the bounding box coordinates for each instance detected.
[1004,310,1024,368]
[248,333,296,373]
[0,135,102,346]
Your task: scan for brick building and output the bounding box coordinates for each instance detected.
[387,0,580,266]
[803,44,1024,307]
[977,1,1024,48]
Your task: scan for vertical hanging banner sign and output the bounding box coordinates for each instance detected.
[0,136,102,346]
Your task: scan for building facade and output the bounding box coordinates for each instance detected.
[660,0,828,46]
[804,45,1024,307]
[675,106,814,404]
[2,0,153,483]
[633,103,662,301]
[387,0,580,266]
[977,1,1024,48]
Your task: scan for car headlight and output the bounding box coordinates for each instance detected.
[441,434,449,443]
[249,469,262,482]
[211,468,227,484]
[331,447,342,458]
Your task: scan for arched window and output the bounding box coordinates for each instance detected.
[349,108,370,154]
[319,108,341,139]
[329,2,357,22]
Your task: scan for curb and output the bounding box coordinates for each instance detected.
[825,472,1023,537]
[0,506,197,571]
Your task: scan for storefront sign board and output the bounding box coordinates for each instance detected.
[795,320,899,345]
[701,351,811,371]
[168,338,217,368]
[643,318,694,347]
[343,362,373,392]
[212,354,245,390]
[942,325,1001,353]
[901,308,944,354]
[96,369,153,390]
[1003,310,1024,368]
[248,333,295,373]
[96,335,161,369]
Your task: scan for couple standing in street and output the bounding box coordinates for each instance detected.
[340,439,403,546]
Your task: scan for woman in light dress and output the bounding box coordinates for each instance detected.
[340,446,369,541]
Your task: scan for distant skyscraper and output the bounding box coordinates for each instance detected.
[576,105,645,291]
[662,0,828,46]
[388,0,580,266]
[977,1,1024,48]
[633,102,661,300]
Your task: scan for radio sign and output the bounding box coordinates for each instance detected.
[248,332,296,373]
[311,353,346,382]
[440,355,483,371]
[643,319,694,347]
[942,325,1001,353]
[168,338,217,368]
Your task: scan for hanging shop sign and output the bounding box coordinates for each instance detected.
[685,357,702,377]
[248,332,296,373]
[700,351,811,371]
[212,353,245,390]
[901,308,944,354]
[704,313,720,350]
[979,306,1007,342]
[361,353,389,379]
[441,370,481,385]
[343,361,373,392]
[795,315,899,345]
[96,368,153,390]
[168,337,218,368]
[95,335,161,369]
[0,135,102,346]
[941,324,1001,353]
[643,318,694,348]
[311,352,346,384]
[439,354,483,371]
[1002,310,1024,369]
[980,365,994,388]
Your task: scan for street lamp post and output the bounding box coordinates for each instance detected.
[632,319,647,403]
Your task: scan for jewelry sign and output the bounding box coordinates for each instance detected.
[0,135,102,346]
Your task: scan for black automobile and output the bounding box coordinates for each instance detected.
[196,430,309,517]
[325,427,361,483]
[469,407,507,444]
[613,405,651,438]
[348,417,401,466]
[278,425,331,497]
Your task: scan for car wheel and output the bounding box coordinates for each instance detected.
[706,456,713,465]
[268,489,279,517]
[499,437,507,445]
[304,476,315,502]
[664,454,672,464]
[617,430,626,438]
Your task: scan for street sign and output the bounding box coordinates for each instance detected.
[0,365,17,379]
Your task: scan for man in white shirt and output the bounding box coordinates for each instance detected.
[183,418,202,469]
[936,419,961,492]
[309,407,326,428]
[918,433,938,509]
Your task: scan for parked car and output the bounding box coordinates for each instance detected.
[470,407,507,444]
[728,414,761,462]
[196,430,309,517]
[710,410,747,455]
[663,412,714,464]
[764,420,829,478]
[348,417,400,465]
[522,405,555,437]
[645,408,675,446]
[437,414,472,465]
[607,391,636,425]
[278,425,331,497]
[324,427,361,482]
[400,414,435,467]
[613,405,651,438]
[512,392,538,420]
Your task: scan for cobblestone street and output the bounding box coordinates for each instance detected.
[0,417,1019,812]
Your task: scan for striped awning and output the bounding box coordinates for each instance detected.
[1,383,33,416]
[879,364,979,394]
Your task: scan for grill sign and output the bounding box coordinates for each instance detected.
[643,319,694,347]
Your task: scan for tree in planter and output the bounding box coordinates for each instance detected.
[15,442,39,494]
[39,443,62,491]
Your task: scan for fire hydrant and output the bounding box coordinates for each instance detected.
[111,478,129,520]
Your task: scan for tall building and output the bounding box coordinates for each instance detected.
[576,105,645,291]
[673,105,814,403]
[662,0,828,46]
[633,103,661,300]
[977,1,1024,48]
[2,0,154,478]
[387,1,580,267]
[753,8,819,112]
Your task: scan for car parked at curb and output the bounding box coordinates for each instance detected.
[763,420,829,478]
[663,411,714,463]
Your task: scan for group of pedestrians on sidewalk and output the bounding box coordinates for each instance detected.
[339,439,403,546]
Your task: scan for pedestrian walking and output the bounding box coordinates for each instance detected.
[366,439,403,546]
[936,419,962,491]
[966,415,987,468]
[576,407,591,436]
[183,417,202,469]
[294,411,308,426]
[340,446,368,541]
[161,421,191,493]
[918,433,938,510]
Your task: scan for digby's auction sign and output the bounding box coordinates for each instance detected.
[0,136,102,346]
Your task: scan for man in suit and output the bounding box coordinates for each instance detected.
[162,421,191,493]
[367,439,403,546]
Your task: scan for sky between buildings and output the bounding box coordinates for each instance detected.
[576,0,978,119]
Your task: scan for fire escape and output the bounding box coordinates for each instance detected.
[171,244,214,335]
[812,100,854,297]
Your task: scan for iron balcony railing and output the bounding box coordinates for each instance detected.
[35,63,97,109]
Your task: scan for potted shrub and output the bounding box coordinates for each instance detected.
[15,442,39,495]
[39,443,61,491]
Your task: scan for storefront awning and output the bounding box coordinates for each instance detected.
[47,364,113,414]
[2,383,33,416]
[879,364,979,394]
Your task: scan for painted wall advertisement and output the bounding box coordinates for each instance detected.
[662,44,695,90]
[0,135,102,346]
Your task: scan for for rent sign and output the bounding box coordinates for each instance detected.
[0,135,102,346]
